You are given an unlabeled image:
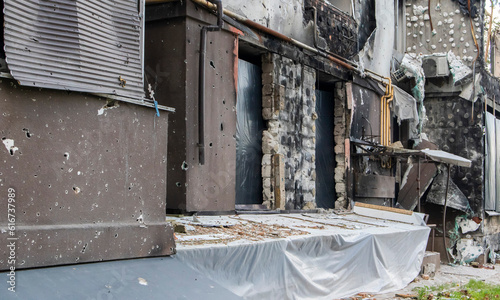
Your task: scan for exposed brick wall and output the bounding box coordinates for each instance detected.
[260,53,349,210]
[334,82,348,209]
[261,53,317,210]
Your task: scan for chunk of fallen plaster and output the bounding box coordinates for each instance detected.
[2,138,19,155]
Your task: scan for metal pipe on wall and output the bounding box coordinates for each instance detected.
[198,0,223,165]
[191,0,356,71]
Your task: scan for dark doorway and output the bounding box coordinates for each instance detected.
[315,89,336,209]
[235,59,264,204]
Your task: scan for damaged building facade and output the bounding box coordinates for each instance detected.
[1,0,500,276]
[147,0,500,263]
[0,0,176,270]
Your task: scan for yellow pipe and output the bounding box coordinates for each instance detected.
[385,83,394,147]
[380,84,389,146]
[379,77,393,147]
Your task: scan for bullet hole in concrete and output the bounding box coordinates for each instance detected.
[220,123,224,131]
[209,142,213,147]
[64,152,69,159]
[48,184,51,188]
[187,39,191,44]
[176,182,182,187]
[114,233,118,238]
[181,161,189,170]
[209,41,213,45]
[223,100,226,104]
[36,212,40,216]
[73,186,81,194]
[210,61,215,69]
[23,128,33,138]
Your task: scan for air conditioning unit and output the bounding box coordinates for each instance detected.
[422,55,450,78]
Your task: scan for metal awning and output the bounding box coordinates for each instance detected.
[351,139,472,168]
[420,149,472,168]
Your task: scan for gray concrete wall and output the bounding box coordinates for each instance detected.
[0,79,174,270]
[146,3,238,212]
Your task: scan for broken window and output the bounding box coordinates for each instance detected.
[3,0,145,99]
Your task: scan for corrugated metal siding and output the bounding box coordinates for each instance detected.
[3,0,144,98]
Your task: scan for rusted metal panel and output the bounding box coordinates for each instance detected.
[397,162,437,211]
[4,0,144,98]
[354,174,395,198]
[0,79,174,270]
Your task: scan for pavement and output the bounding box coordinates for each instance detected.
[373,263,500,299]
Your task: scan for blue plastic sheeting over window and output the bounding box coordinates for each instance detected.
[315,90,336,209]
[236,59,264,205]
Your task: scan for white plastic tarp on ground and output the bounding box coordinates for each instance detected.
[175,214,430,299]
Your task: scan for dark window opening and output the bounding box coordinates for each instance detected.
[315,88,336,209]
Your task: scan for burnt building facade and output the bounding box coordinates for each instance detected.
[1,0,500,272]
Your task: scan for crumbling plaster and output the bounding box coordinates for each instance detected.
[357,0,395,77]
[405,0,480,63]
[224,0,315,47]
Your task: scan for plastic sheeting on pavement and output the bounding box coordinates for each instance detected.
[175,213,430,299]
[236,59,265,204]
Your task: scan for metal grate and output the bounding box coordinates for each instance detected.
[392,68,407,82]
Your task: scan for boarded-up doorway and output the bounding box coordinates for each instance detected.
[315,90,336,208]
[235,59,264,204]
